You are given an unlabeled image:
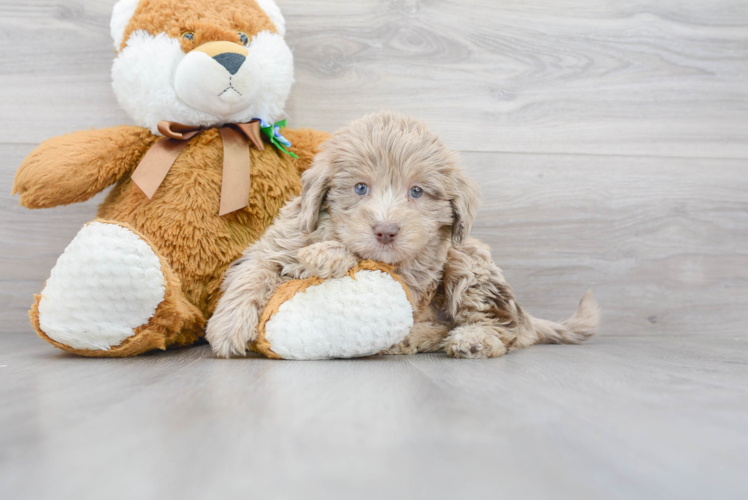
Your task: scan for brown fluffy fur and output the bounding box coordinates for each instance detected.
[121,0,277,52]
[14,125,328,357]
[13,0,328,357]
[207,111,599,359]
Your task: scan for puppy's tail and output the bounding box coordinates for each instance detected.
[516,290,600,348]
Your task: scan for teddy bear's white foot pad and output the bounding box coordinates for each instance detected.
[38,222,166,351]
[264,270,413,360]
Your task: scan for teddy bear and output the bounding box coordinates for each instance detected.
[11,0,329,357]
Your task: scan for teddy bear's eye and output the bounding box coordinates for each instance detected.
[238,32,249,46]
[355,183,369,196]
[182,31,195,42]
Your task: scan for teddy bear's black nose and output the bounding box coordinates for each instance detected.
[213,52,246,75]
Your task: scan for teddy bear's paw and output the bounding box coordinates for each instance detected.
[263,270,413,360]
[37,221,167,351]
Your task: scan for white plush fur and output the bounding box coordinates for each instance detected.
[265,270,413,360]
[112,30,294,133]
[110,0,139,50]
[174,48,262,117]
[38,222,166,351]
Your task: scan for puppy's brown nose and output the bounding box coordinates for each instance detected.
[374,224,399,245]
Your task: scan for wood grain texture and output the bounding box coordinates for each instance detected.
[0,1,747,157]
[4,144,746,336]
[283,0,748,157]
[464,152,748,336]
[2,2,747,497]
[1,334,747,500]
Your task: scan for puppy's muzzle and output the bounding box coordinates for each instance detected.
[194,41,249,75]
[374,224,400,245]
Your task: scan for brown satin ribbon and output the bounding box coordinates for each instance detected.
[131,120,265,216]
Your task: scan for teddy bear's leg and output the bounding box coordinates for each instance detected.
[30,220,204,357]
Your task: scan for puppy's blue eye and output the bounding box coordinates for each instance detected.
[182,32,195,42]
[409,186,423,198]
[355,183,369,196]
[238,32,249,46]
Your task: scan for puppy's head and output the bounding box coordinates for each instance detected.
[300,111,480,265]
[110,0,292,133]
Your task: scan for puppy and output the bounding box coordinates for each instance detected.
[207,111,599,358]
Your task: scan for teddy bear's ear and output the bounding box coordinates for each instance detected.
[111,0,140,51]
[255,0,286,37]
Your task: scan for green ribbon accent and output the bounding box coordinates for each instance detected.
[259,119,298,158]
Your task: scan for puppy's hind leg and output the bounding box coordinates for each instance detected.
[441,239,523,358]
[443,292,600,357]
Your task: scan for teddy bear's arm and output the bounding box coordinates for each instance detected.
[12,126,157,209]
[284,128,332,173]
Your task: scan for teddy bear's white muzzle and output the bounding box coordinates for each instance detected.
[174,50,261,117]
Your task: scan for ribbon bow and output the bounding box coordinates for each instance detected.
[131,119,293,216]
[257,119,298,159]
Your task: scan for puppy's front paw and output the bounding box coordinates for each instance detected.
[298,241,358,279]
[445,325,507,359]
[206,306,258,358]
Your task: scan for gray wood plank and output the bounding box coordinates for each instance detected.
[0,1,128,140]
[2,2,747,499]
[464,151,748,337]
[1,1,747,157]
[284,0,748,158]
[0,334,746,500]
[4,144,746,337]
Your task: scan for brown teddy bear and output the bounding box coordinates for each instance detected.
[12,0,329,357]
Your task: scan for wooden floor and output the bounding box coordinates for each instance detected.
[1,333,747,499]
[1,0,747,498]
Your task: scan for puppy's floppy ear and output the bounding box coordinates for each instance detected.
[450,167,481,246]
[299,150,334,234]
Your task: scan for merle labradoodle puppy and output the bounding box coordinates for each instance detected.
[207,111,599,358]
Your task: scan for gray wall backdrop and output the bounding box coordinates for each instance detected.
[1,0,746,337]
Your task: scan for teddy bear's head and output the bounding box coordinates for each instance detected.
[110,0,293,134]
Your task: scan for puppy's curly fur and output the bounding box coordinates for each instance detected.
[207,111,599,358]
